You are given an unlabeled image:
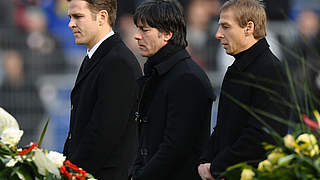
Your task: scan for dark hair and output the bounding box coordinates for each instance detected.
[134,0,188,48]
[67,0,117,27]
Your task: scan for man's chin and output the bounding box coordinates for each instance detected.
[225,49,233,56]
[139,52,151,57]
[75,40,85,46]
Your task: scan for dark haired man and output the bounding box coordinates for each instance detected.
[130,0,215,180]
[64,0,142,179]
[198,0,289,179]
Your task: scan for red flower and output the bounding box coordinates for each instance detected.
[73,174,84,180]
[61,160,88,179]
[60,165,71,179]
[18,142,38,156]
[78,168,87,178]
[65,160,80,171]
[303,114,320,130]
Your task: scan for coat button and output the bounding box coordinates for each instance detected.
[71,104,73,110]
[141,116,148,123]
[135,112,140,122]
[140,148,148,156]
[68,134,72,140]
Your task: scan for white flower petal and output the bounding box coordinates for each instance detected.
[0,107,19,135]
[1,128,23,146]
[33,150,61,178]
[6,159,18,167]
[47,151,66,168]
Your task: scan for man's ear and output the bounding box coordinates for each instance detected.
[98,10,109,26]
[163,31,173,42]
[245,21,255,36]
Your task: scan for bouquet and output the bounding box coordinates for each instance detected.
[224,111,320,180]
[0,107,96,180]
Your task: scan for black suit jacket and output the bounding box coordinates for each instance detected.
[63,34,142,180]
[131,45,215,180]
[200,38,289,176]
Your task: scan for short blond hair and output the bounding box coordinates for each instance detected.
[221,0,267,39]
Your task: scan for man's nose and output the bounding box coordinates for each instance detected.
[215,27,223,39]
[68,18,75,29]
[134,30,142,40]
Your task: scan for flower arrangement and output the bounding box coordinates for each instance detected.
[224,111,320,180]
[0,107,96,180]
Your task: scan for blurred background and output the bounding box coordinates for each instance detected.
[0,0,319,152]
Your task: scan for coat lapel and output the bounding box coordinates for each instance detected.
[72,34,121,94]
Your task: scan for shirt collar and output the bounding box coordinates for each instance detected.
[87,30,115,58]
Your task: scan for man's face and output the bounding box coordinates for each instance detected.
[216,8,248,55]
[134,22,169,57]
[67,0,100,49]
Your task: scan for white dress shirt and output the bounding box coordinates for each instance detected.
[87,30,115,59]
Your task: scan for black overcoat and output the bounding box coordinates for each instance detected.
[131,45,215,180]
[63,34,142,180]
[200,38,290,176]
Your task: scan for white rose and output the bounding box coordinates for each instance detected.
[33,149,61,178]
[47,151,66,168]
[6,158,18,167]
[1,128,23,146]
[0,107,19,135]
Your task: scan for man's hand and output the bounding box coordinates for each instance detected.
[198,163,215,180]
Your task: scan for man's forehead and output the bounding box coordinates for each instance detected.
[218,9,236,24]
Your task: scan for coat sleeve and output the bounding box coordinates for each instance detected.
[209,64,289,176]
[134,74,212,180]
[68,57,139,173]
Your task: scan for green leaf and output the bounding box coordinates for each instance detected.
[278,154,295,166]
[0,168,12,178]
[46,173,58,180]
[16,168,33,180]
[38,118,50,147]
[262,142,276,151]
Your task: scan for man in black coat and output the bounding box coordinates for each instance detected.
[63,0,142,179]
[198,0,290,179]
[130,1,215,180]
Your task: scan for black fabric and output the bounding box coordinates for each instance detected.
[63,33,142,180]
[80,55,90,73]
[131,45,215,180]
[143,44,183,76]
[200,38,290,177]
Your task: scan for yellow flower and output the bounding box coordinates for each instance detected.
[267,148,286,164]
[313,110,320,127]
[295,133,319,157]
[258,160,272,172]
[297,133,317,146]
[284,134,296,149]
[309,144,319,157]
[240,169,255,180]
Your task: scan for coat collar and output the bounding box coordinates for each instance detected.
[154,49,190,76]
[231,38,269,72]
[143,44,190,77]
[74,33,121,87]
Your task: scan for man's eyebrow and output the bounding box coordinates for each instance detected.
[68,12,83,17]
[219,21,230,26]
